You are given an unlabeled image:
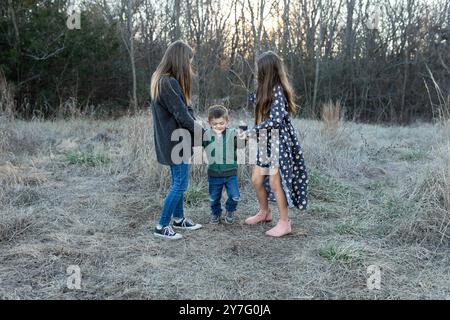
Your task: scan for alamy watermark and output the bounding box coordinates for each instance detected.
[66,11,81,30]
[67,265,81,290]
[170,127,280,174]
[367,264,381,290]
[366,6,383,30]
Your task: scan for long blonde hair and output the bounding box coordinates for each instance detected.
[150,40,194,105]
[255,51,296,125]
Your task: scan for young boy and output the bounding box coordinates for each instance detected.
[203,105,245,224]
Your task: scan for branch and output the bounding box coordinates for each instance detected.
[228,68,249,92]
[24,46,65,61]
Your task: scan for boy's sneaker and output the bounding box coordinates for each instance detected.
[210,215,220,225]
[153,225,182,240]
[173,217,202,230]
[225,211,234,224]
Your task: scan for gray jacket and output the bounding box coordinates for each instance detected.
[151,76,203,165]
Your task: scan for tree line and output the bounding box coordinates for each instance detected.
[1,0,449,123]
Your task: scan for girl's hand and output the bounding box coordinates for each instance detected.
[248,93,256,104]
[238,130,248,140]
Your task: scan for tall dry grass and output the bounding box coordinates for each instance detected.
[424,65,450,123]
[392,136,450,246]
[321,100,344,136]
[0,69,16,120]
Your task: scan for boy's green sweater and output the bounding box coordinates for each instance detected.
[203,128,240,177]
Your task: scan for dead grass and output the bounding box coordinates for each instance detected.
[0,69,16,120]
[0,114,449,300]
[0,162,48,186]
[391,143,450,247]
[0,209,34,243]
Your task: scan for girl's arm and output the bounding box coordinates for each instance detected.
[187,106,196,120]
[159,77,203,134]
[247,86,287,134]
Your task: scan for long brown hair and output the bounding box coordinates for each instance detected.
[255,51,296,125]
[150,40,194,105]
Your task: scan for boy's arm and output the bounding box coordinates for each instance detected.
[202,129,213,148]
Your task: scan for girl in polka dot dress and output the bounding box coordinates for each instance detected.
[240,51,309,237]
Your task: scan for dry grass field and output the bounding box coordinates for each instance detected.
[0,113,449,299]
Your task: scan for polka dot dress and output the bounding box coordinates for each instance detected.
[248,85,309,210]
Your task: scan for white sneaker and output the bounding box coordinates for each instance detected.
[172,218,202,230]
[153,225,183,240]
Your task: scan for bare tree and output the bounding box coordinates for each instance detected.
[312,0,324,114]
[281,0,291,55]
[247,0,266,56]
[120,0,139,111]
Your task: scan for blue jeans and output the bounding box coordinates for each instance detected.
[208,175,240,217]
[159,163,189,226]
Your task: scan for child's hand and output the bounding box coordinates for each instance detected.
[213,128,223,135]
[238,130,248,140]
